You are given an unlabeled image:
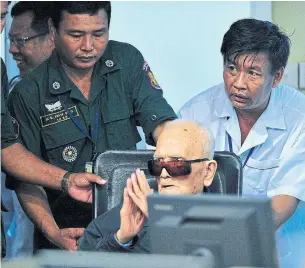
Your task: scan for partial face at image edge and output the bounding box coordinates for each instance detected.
[9,11,54,77]
[0,1,9,34]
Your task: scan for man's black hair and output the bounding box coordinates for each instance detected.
[221,18,291,74]
[50,1,111,30]
[11,1,52,33]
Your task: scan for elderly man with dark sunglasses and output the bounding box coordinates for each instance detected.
[78,120,217,252]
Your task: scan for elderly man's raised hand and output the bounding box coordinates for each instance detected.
[67,173,107,203]
[116,187,145,244]
[126,169,153,217]
[116,169,153,244]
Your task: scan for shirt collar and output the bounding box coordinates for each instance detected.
[99,41,122,75]
[213,83,286,130]
[48,41,122,95]
[213,83,235,118]
[48,50,70,95]
[260,86,286,130]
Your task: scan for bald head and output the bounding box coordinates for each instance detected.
[154,120,217,195]
[156,120,214,160]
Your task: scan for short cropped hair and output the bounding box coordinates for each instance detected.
[221,18,291,74]
[50,1,111,30]
[11,1,51,33]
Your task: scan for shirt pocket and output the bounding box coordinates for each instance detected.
[102,108,141,150]
[41,119,86,168]
[245,158,280,194]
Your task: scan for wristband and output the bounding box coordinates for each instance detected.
[61,172,73,193]
[114,232,133,248]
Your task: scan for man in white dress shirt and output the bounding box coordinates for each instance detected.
[179,19,305,265]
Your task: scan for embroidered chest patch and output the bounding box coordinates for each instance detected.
[62,145,78,162]
[45,101,62,112]
[40,106,79,127]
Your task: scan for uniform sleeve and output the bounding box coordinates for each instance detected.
[1,58,9,114]
[267,128,305,202]
[1,112,19,149]
[1,59,20,149]
[128,49,177,146]
[78,205,137,252]
[7,87,42,156]
[4,87,42,190]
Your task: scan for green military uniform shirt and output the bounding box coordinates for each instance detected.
[1,58,19,149]
[1,58,20,258]
[7,41,177,242]
[1,57,10,259]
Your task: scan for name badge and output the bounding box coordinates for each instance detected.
[85,162,93,173]
[40,106,79,127]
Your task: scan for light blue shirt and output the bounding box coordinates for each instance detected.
[178,82,305,201]
[178,82,305,266]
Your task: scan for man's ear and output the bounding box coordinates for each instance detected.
[48,18,55,43]
[203,160,217,187]
[272,67,284,88]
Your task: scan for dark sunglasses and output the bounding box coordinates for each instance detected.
[147,158,210,177]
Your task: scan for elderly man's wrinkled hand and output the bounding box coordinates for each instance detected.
[127,169,153,217]
[68,173,107,203]
[117,187,145,244]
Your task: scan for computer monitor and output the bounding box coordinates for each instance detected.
[20,250,211,268]
[147,194,278,268]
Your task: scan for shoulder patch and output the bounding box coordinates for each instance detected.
[143,61,162,91]
[11,117,19,138]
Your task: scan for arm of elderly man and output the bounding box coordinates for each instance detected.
[116,170,153,243]
[78,169,152,252]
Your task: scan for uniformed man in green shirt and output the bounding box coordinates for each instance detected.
[1,0,15,148]
[2,1,105,202]
[2,1,109,255]
[1,2,11,258]
[7,1,177,251]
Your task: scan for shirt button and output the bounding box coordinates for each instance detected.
[151,115,157,121]
[52,82,60,90]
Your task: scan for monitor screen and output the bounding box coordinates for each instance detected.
[147,194,278,268]
[22,250,210,268]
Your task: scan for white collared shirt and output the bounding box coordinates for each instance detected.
[178,82,305,202]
